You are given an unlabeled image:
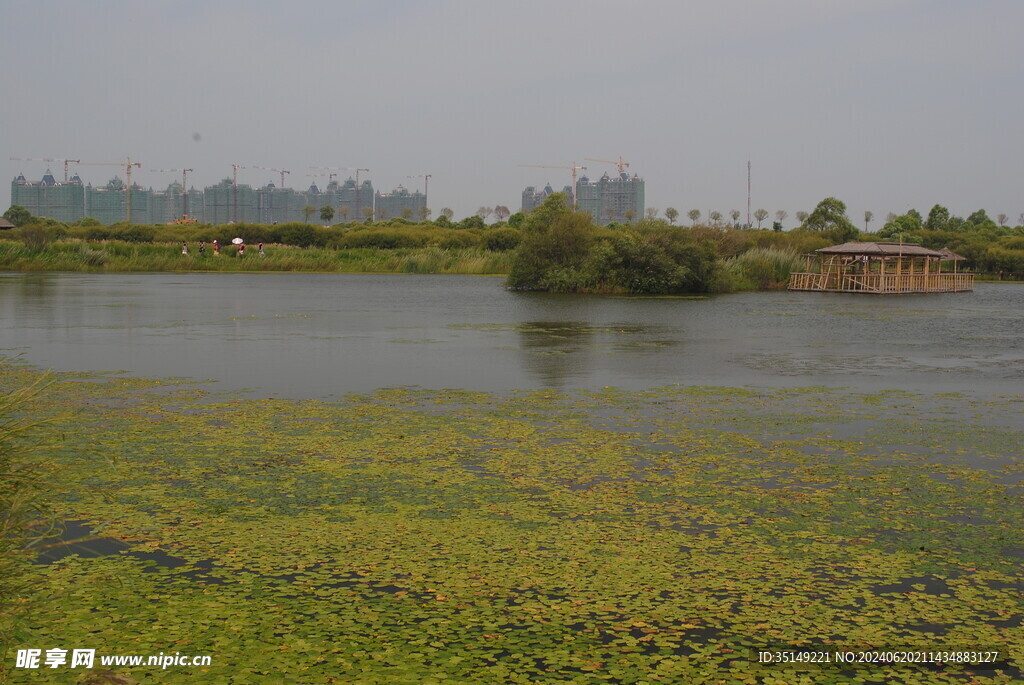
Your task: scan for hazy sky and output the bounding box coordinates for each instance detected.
[3,0,1021,224]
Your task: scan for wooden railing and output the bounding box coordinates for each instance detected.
[788,272,973,293]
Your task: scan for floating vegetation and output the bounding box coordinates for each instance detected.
[2,362,1021,683]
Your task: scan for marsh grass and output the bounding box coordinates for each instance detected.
[721,246,804,290]
[0,239,513,275]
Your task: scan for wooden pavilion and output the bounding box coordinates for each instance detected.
[788,242,973,294]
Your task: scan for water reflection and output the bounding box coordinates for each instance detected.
[516,321,595,388]
[0,273,1021,397]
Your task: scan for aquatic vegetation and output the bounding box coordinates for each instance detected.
[3,363,1021,683]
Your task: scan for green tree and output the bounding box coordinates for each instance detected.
[440,207,454,220]
[924,205,949,232]
[401,207,413,220]
[687,209,701,226]
[508,212,525,228]
[320,205,335,224]
[3,205,32,227]
[624,210,636,224]
[302,205,316,222]
[665,207,679,224]
[418,206,432,222]
[709,211,723,225]
[803,197,857,241]
[864,210,873,232]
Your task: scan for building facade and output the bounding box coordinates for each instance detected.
[11,170,86,223]
[521,183,573,213]
[374,185,425,220]
[12,168,395,225]
[575,172,645,225]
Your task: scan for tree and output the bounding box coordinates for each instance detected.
[709,210,723,225]
[361,206,374,221]
[795,211,808,224]
[729,209,740,225]
[338,206,350,222]
[508,212,525,228]
[775,210,788,228]
[645,208,659,220]
[320,205,335,224]
[804,197,857,241]
[665,207,679,224]
[753,208,769,229]
[494,205,511,223]
[302,205,316,222]
[687,209,701,226]
[997,213,1008,227]
[477,206,493,222]
[624,209,636,223]
[864,210,873,232]
[924,205,948,232]
[440,207,454,220]
[418,206,432,222]
[3,205,32,227]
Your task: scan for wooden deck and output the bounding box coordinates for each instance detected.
[788,272,974,293]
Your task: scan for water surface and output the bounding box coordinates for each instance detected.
[0,272,1020,398]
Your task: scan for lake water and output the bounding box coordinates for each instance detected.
[0,272,1021,398]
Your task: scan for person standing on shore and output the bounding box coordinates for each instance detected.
[213,240,220,256]
[182,241,188,255]
[259,242,265,256]
[199,241,206,255]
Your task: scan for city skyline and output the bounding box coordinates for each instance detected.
[3,1,1022,224]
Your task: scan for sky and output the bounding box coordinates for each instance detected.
[3,0,1022,225]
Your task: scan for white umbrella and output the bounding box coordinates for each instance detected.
[231,237,244,245]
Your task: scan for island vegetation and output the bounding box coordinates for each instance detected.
[2,195,1022,292]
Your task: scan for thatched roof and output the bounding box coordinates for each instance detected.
[816,242,953,258]
[0,217,14,229]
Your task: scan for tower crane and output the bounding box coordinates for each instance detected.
[314,167,371,216]
[230,164,247,223]
[256,167,290,189]
[519,162,586,206]
[584,157,630,175]
[151,168,194,222]
[405,173,432,208]
[80,157,142,222]
[9,157,81,182]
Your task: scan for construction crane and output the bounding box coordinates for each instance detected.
[231,164,247,223]
[519,162,586,205]
[584,157,630,175]
[80,157,142,222]
[151,168,194,222]
[310,166,342,184]
[314,166,371,216]
[406,173,432,207]
[255,166,290,189]
[9,157,81,182]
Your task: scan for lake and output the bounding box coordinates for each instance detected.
[0,272,1021,398]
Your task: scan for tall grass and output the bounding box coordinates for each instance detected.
[0,239,512,275]
[721,247,804,291]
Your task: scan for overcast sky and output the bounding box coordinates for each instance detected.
[3,0,1021,224]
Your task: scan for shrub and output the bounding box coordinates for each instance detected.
[484,227,522,252]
